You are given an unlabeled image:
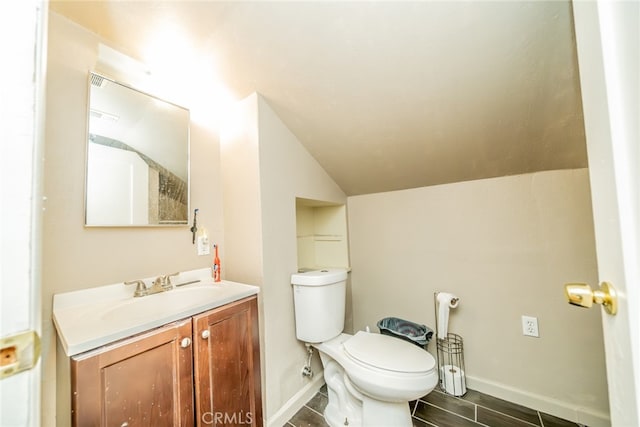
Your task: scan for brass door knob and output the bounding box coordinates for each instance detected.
[564,282,617,315]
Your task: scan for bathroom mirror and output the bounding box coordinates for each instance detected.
[85,72,190,226]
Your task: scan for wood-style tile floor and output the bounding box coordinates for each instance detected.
[285,385,586,427]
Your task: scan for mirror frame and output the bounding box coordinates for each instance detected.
[84,71,190,227]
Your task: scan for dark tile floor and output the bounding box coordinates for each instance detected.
[286,385,586,427]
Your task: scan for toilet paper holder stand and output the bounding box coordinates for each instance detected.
[434,292,467,397]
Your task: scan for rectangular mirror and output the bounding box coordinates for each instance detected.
[85,72,190,226]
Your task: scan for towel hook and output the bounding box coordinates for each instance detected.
[190,208,199,244]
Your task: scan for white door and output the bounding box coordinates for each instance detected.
[0,1,47,425]
[573,1,639,425]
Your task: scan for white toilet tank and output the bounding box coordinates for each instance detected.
[291,269,348,343]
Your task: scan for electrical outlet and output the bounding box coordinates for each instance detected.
[197,235,210,256]
[521,315,539,337]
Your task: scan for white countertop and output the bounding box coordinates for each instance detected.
[53,268,259,356]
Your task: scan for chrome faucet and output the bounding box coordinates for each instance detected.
[125,273,179,297]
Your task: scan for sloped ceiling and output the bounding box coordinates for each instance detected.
[50,0,587,196]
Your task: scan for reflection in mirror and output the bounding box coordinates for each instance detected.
[85,72,190,226]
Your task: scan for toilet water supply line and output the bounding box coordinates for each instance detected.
[302,343,314,378]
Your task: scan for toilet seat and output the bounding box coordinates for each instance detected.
[315,332,439,404]
[343,331,435,374]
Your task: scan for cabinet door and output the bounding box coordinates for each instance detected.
[193,296,263,427]
[71,319,195,427]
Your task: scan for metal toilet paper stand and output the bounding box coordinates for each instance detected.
[434,292,467,396]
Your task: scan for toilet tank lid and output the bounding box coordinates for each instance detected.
[291,269,348,286]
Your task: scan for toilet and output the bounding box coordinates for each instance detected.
[291,269,438,427]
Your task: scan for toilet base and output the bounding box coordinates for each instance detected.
[321,355,414,427]
[362,400,412,426]
[323,357,362,426]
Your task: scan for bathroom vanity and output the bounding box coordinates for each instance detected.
[53,270,262,426]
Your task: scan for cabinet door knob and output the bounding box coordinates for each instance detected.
[201,330,210,339]
[180,337,192,348]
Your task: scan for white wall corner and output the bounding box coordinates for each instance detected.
[266,373,324,427]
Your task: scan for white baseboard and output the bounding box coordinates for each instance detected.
[267,371,325,427]
[465,375,610,427]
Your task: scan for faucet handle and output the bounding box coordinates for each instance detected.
[153,276,166,288]
[165,272,179,288]
[124,280,147,297]
[153,273,179,290]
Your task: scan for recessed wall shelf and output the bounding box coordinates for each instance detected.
[295,198,349,271]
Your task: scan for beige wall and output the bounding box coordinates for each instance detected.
[220,94,264,287]
[43,9,609,427]
[45,13,345,426]
[258,94,348,421]
[221,93,348,422]
[43,13,223,426]
[347,168,609,424]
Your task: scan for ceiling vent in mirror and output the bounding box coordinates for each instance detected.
[89,109,118,122]
[90,73,107,88]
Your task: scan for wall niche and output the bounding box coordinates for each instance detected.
[295,198,349,272]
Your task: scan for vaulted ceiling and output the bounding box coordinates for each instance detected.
[50,0,588,196]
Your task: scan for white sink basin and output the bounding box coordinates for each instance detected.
[53,269,259,356]
[100,286,223,322]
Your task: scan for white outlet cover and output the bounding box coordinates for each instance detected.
[197,235,210,256]
[521,315,539,338]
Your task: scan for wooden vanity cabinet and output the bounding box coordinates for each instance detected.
[193,296,263,427]
[70,295,262,427]
[71,319,195,426]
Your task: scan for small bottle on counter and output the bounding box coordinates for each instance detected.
[213,244,221,282]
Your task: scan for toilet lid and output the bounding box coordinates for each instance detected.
[343,331,435,373]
